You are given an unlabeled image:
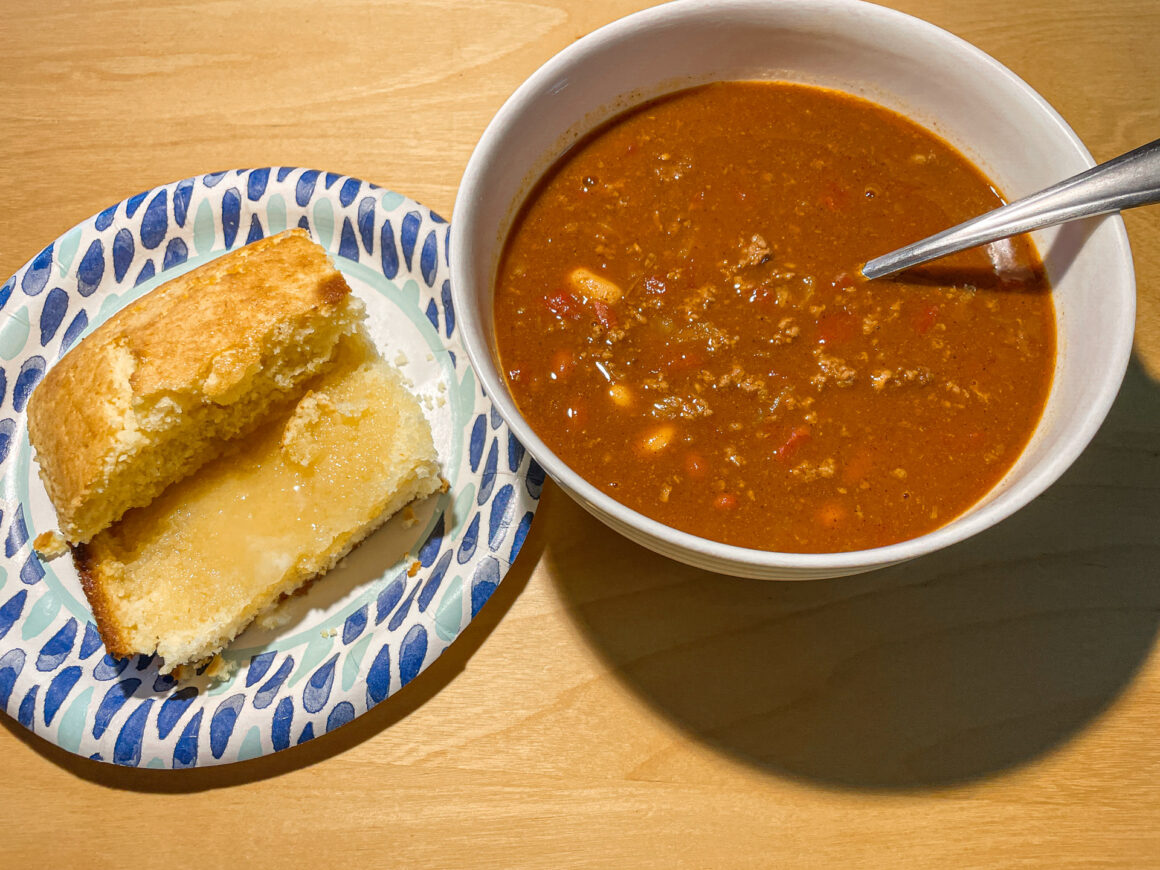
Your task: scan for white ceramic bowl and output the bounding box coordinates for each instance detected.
[449,0,1136,580]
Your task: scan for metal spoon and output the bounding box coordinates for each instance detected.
[861,137,1160,280]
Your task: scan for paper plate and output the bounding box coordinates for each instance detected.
[0,168,543,767]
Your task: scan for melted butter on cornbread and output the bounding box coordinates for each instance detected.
[76,332,441,673]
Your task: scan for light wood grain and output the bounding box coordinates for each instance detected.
[2,1,1159,867]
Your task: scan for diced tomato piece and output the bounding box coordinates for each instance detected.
[914,303,940,335]
[817,310,858,345]
[666,346,704,373]
[684,451,707,478]
[774,425,811,462]
[550,349,575,379]
[714,492,737,510]
[592,298,618,329]
[544,290,583,321]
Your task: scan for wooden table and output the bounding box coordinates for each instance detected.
[3,1,1158,866]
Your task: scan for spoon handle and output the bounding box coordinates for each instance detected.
[861,137,1160,279]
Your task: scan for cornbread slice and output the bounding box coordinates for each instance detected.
[75,332,441,673]
[28,228,361,544]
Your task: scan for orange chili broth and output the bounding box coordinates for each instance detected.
[493,81,1055,553]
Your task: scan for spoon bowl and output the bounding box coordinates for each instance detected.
[863,138,1160,278]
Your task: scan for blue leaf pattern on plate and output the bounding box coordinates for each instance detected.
[78,622,102,659]
[44,665,82,725]
[342,605,368,645]
[400,211,420,270]
[162,238,188,270]
[511,511,535,563]
[112,229,134,282]
[271,697,293,751]
[296,170,320,206]
[36,617,77,672]
[18,684,37,728]
[478,439,498,505]
[14,356,46,412]
[297,722,315,745]
[21,245,52,296]
[457,514,479,565]
[209,694,245,759]
[174,178,193,226]
[357,197,375,252]
[380,219,398,278]
[469,414,486,472]
[77,240,104,296]
[0,590,28,642]
[140,190,168,249]
[441,280,455,338]
[419,512,445,567]
[399,625,427,687]
[222,188,241,248]
[253,656,294,710]
[246,214,264,245]
[0,420,13,466]
[339,178,360,207]
[326,701,355,732]
[418,550,453,612]
[471,558,501,618]
[134,259,155,287]
[20,551,45,586]
[60,310,88,356]
[375,573,406,626]
[420,230,438,287]
[339,217,359,262]
[93,677,141,739]
[93,654,130,681]
[245,651,276,687]
[0,648,26,708]
[173,709,203,769]
[365,642,391,707]
[248,167,270,201]
[489,484,516,551]
[303,654,339,714]
[113,699,153,767]
[5,505,28,557]
[156,686,198,740]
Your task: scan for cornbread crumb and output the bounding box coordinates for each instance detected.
[254,605,294,631]
[204,654,236,681]
[408,560,422,577]
[33,531,69,560]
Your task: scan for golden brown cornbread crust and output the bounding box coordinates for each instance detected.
[27,228,359,543]
[72,542,133,659]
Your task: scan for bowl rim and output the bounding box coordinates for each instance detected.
[450,0,1137,574]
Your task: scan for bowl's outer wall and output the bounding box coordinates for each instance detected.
[450,0,1136,579]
